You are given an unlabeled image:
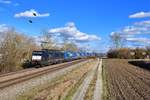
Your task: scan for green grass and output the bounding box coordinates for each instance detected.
[102,61,109,100]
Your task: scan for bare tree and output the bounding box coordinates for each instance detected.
[40,30,57,49]
[146,46,150,56]
[61,41,78,51]
[110,32,125,49]
[0,28,38,72]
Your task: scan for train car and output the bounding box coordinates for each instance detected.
[79,52,86,58]
[72,52,80,59]
[63,51,74,61]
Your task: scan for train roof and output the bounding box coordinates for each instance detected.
[42,49,62,51]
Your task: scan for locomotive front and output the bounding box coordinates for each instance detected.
[31,51,43,66]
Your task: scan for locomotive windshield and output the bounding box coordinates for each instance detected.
[32,51,43,55]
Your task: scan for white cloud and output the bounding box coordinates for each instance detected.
[120,20,150,35]
[126,37,150,44]
[110,32,116,36]
[0,24,11,33]
[0,24,13,42]
[134,20,150,26]
[129,12,150,18]
[48,22,101,42]
[14,9,50,18]
[110,20,150,47]
[110,32,134,38]
[122,26,138,34]
[122,26,149,34]
[0,0,11,4]
[0,0,19,6]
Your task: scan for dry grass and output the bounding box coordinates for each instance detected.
[17,59,96,100]
[41,61,93,100]
[64,72,88,100]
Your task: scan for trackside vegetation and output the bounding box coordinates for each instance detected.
[0,27,79,73]
[107,47,150,59]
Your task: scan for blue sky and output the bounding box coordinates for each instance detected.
[0,0,150,52]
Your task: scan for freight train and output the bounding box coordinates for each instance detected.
[31,49,96,67]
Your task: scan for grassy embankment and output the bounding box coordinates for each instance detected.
[102,59,110,100]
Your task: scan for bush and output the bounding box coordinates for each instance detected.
[107,48,148,59]
[0,29,39,72]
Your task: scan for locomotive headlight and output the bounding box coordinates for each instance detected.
[32,56,42,60]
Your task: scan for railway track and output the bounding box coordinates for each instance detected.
[0,59,87,89]
[0,68,35,77]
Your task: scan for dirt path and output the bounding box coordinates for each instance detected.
[72,59,99,100]
[93,59,103,100]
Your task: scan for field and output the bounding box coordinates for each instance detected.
[103,59,150,100]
